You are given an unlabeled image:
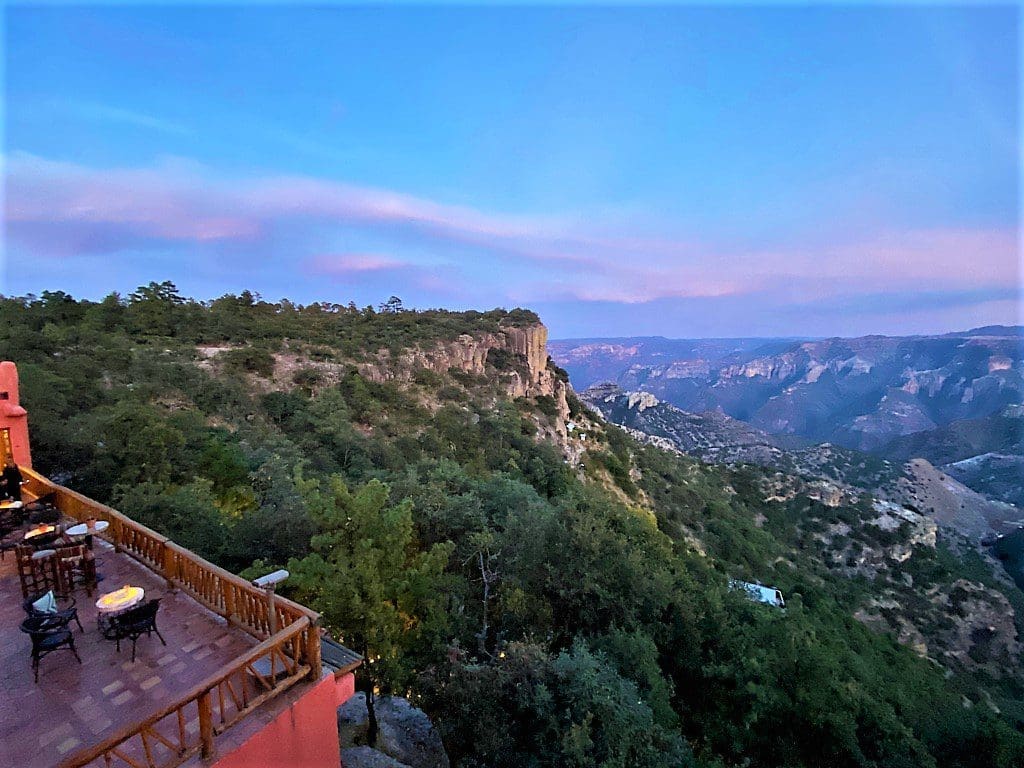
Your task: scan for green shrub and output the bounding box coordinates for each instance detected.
[413,368,444,387]
[534,394,559,418]
[220,347,276,377]
[438,385,464,402]
[292,368,323,392]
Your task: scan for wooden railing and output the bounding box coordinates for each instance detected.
[21,468,325,768]
[61,617,313,768]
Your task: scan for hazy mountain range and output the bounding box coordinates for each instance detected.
[553,327,1024,509]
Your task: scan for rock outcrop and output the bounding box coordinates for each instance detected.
[358,322,570,426]
[338,691,371,747]
[855,579,1022,677]
[341,746,412,768]
[373,697,450,768]
[338,693,449,768]
[894,458,1022,538]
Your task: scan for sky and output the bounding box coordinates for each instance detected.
[2,3,1020,339]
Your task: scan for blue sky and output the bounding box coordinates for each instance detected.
[3,4,1019,338]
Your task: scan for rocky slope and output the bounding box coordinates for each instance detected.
[582,383,899,492]
[201,320,573,437]
[896,458,1024,539]
[583,383,1024,540]
[879,407,1024,506]
[581,385,1023,678]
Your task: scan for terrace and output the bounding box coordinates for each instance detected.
[0,467,342,768]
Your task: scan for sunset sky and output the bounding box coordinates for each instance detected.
[3,4,1019,338]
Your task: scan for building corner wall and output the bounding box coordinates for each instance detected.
[212,672,353,768]
[0,361,32,468]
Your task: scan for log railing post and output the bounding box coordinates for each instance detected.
[162,543,178,592]
[306,623,322,679]
[224,583,237,625]
[264,587,277,636]
[198,690,215,759]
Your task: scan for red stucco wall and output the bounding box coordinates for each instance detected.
[0,362,32,468]
[334,671,355,706]
[213,672,356,768]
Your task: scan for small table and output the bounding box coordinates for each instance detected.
[66,521,109,537]
[24,524,59,547]
[96,585,145,614]
[96,586,145,632]
[66,521,109,551]
[66,521,110,581]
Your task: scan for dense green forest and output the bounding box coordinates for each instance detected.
[4,285,1024,768]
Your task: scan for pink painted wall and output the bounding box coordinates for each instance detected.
[334,671,356,705]
[213,672,358,768]
[0,362,32,468]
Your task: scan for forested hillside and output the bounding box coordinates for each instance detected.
[4,285,1024,768]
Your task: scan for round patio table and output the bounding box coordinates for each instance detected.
[23,524,59,547]
[66,521,110,537]
[96,585,145,614]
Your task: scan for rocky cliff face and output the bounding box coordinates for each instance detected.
[358,322,570,424]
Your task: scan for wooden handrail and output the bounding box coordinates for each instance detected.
[20,468,320,637]
[19,468,329,768]
[60,618,313,768]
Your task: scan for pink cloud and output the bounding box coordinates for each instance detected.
[302,252,465,300]
[4,152,1018,308]
[305,253,411,275]
[4,153,591,267]
[6,155,260,247]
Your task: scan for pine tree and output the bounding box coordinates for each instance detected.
[288,476,452,740]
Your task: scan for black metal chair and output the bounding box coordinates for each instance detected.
[0,505,24,531]
[25,494,60,524]
[0,515,24,561]
[104,598,166,662]
[23,591,83,632]
[20,615,81,683]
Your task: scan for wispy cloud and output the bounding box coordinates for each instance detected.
[303,253,457,297]
[66,101,194,137]
[305,253,411,275]
[4,152,1018,313]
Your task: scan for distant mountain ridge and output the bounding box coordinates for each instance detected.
[957,325,1024,337]
[552,328,1023,454]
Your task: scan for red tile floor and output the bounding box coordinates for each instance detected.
[0,538,260,768]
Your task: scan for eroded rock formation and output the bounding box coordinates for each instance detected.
[358,322,570,425]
